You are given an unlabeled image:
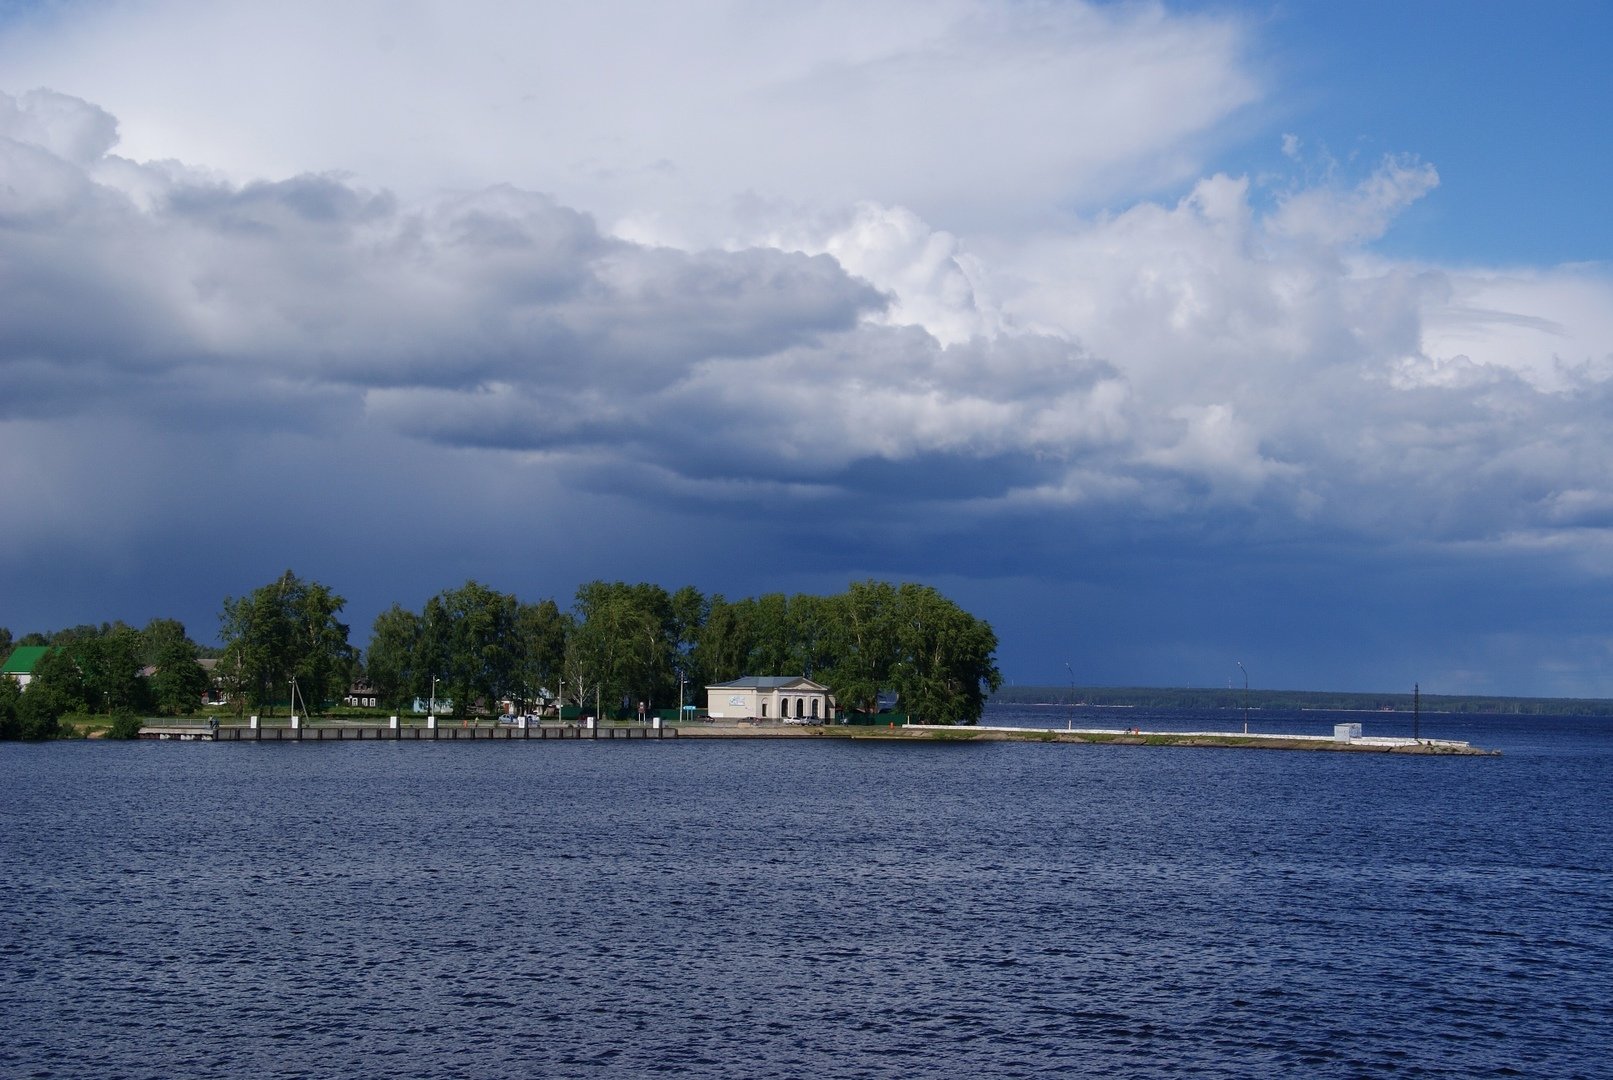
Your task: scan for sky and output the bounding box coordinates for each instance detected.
[2,0,1611,697]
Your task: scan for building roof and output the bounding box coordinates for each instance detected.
[1,645,52,676]
[707,676,828,692]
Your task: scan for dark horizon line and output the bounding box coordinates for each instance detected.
[992,684,1613,713]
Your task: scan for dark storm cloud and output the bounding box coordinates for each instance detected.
[0,94,888,449]
[0,94,1134,521]
[6,84,1613,697]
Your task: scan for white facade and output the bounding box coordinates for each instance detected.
[706,677,834,722]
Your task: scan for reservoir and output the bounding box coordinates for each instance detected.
[2,704,1608,1078]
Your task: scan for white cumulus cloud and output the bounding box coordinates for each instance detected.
[2,2,1612,695]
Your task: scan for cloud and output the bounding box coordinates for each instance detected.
[1,90,883,414]
[1268,154,1440,248]
[1417,266,1613,393]
[2,87,1128,518]
[7,84,1613,572]
[0,87,116,166]
[0,0,1260,234]
[756,202,1004,346]
[2,0,1612,698]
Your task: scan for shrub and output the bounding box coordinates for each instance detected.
[107,711,144,740]
[57,711,92,739]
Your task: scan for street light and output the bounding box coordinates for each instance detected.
[1236,661,1249,734]
[430,674,438,720]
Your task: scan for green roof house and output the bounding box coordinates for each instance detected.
[2,645,52,690]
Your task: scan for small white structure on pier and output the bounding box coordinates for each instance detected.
[706,676,834,722]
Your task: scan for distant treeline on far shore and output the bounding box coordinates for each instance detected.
[992,685,1613,717]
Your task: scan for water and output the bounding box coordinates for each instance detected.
[3,705,1610,1078]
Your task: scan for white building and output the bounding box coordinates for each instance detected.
[706,676,835,722]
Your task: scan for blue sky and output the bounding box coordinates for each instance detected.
[1230,0,1613,267]
[2,1,1610,697]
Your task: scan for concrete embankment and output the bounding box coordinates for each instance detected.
[139,720,1496,754]
[883,724,1495,754]
[658,722,1496,754]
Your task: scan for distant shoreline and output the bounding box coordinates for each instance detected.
[994,687,1613,717]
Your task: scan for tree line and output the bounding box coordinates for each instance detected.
[0,619,212,740]
[2,574,1001,738]
[356,576,1001,724]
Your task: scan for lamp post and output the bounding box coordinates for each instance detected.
[430,674,438,720]
[1236,661,1249,734]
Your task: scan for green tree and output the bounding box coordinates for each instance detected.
[746,593,794,676]
[212,652,252,717]
[148,630,211,716]
[0,675,21,740]
[622,582,676,710]
[424,581,520,716]
[567,581,633,717]
[51,622,124,645]
[787,593,839,681]
[665,585,708,709]
[72,625,145,714]
[566,581,675,717]
[138,618,193,667]
[289,580,356,711]
[693,594,755,686]
[107,710,144,739]
[219,571,355,715]
[220,582,292,713]
[887,583,1001,725]
[820,580,900,714]
[561,620,603,715]
[16,647,83,739]
[513,599,568,713]
[366,604,422,709]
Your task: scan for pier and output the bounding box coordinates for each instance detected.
[141,721,676,741]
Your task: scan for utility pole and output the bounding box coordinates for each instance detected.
[1236,661,1249,734]
[1065,661,1076,731]
[1414,683,1420,742]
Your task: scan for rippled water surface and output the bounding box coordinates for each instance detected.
[3,706,1610,1078]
